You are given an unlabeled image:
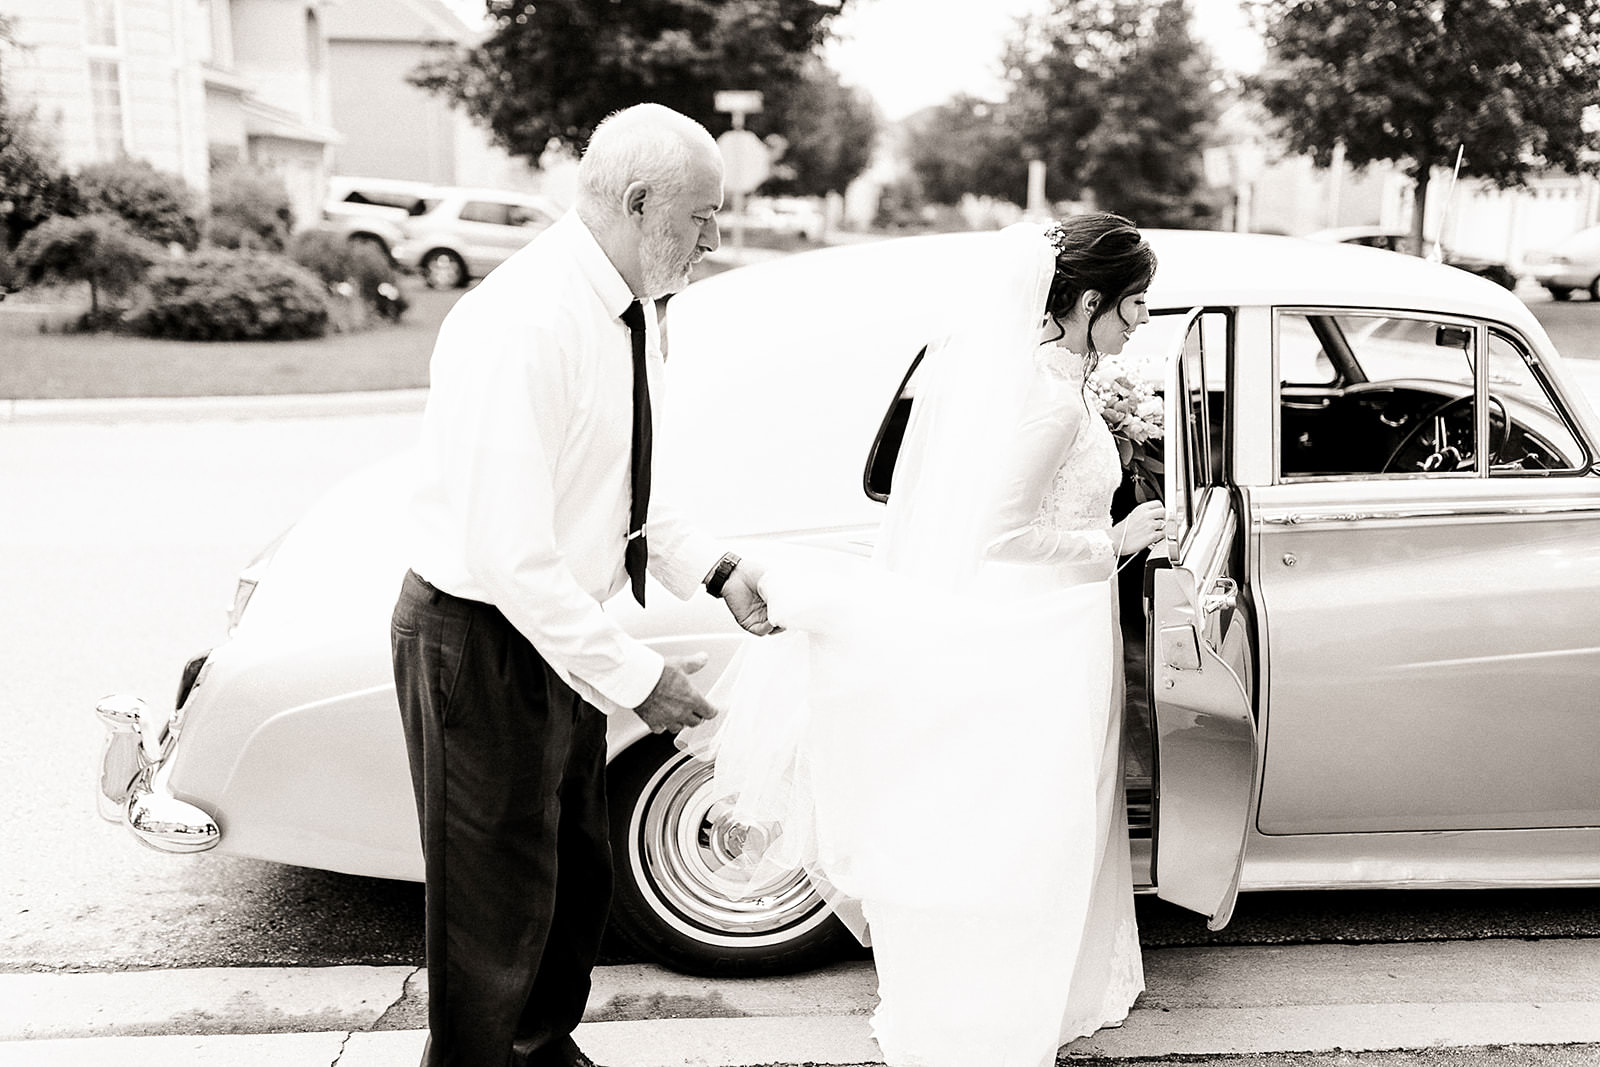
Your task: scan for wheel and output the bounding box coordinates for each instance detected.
[1589,275,1600,302]
[421,249,467,289]
[1549,285,1572,301]
[605,735,854,976]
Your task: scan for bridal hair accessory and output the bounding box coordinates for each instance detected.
[1043,221,1070,256]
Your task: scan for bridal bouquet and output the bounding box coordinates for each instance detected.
[1084,357,1164,503]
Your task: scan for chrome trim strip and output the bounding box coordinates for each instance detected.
[1259,502,1600,525]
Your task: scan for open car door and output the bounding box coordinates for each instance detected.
[1148,308,1259,931]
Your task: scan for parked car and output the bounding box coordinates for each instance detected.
[750,196,825,240]
[1303,225,1520,290]
[96,231,1600,978]
[318,176,441,262]
[1523,225,1600,302]
[390,187,562,289]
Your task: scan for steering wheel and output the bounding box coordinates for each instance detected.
[1380,393,1508,473]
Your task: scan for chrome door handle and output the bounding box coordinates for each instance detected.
[1202,577,1238,614]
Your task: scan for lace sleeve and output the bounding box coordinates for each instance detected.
[983,373,1113,565]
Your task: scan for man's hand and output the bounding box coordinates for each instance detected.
[721,562,780,636]
[634,652,718,733]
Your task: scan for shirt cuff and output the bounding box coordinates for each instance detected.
[650,529,726,600]
[570,641,665,713]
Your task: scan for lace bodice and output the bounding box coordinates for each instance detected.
[983,347,1123,568]
[1032,349,1123,536]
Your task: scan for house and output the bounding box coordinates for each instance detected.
[321,0,547,196]
[2,0,340,226]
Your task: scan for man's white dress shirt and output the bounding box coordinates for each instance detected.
[407,212,722,713]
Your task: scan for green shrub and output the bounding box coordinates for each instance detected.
[207,166,294,251]
[289,228,408,326]
[127,248,330,341]
[76,158,202,250]
[13,212,164,318]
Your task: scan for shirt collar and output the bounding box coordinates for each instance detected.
[561,211,637,321]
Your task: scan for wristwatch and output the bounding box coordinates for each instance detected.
[706,552,741,598]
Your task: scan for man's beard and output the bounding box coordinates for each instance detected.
[640,219,695,297]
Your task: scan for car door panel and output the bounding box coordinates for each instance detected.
[1250,478,1600,835]
[1149,310,1260,930]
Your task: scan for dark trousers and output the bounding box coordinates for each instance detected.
[391,569,613,1067]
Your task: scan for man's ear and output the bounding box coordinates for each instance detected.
[623,180,649,221]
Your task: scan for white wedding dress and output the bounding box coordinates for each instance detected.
[680,225,1143,1067]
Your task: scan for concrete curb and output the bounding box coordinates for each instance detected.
[4,941,1600,1065]
[0,388,429,425]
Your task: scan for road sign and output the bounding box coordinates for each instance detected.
[714,90,764,116]
[717,129,770,195]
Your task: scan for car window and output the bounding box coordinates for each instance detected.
[1278,310,1481,480]
[1485,330,1588,474]
[863,350,925,501]
[507,204,553,228]
[1278,313,1338,386]
[1170,314,1223,546]
[341,188,435,215]
[458,200,514,226]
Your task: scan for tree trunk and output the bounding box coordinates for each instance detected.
[1409,164,1431,258]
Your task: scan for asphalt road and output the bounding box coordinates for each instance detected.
[1523,283,1599,361]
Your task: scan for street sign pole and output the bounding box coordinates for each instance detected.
[715,90,766,251]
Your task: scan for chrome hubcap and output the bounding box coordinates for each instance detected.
[634,750,829,940]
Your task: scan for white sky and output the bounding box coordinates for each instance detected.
[825,0,1264,120]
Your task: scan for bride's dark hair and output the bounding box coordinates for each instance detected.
[1043,213,1157,341]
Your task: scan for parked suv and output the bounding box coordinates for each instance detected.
[390,188,563,289]
[319,177,440,261]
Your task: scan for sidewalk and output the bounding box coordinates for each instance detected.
[4,940,1600,1066]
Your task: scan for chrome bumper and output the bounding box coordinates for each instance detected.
[95,693,220,853]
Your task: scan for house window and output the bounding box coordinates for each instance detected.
[89,58,127,159]
[85,0,120,47]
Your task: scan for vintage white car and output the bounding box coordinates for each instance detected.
[96,230,1600,977]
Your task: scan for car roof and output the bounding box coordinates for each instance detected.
[1147,228,1536,327]
[684,228,1542,334]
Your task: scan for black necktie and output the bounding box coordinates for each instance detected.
[619,300,652,607]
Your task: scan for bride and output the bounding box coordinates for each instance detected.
[682,213,1163,1067]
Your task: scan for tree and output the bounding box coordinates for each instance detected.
[13,214,162,320]
[1005,0,1220,226]
[207,165,295,252]
[761,61,879,197]
[905,96,1029,206]
[75,158,202,250]
[1076,1,1218,225]
[412,0,848,158]
[1252,0,1600,253]
[0,16,79,253]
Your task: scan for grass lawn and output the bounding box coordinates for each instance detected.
[0,231,826,400]
[0,281,461,400]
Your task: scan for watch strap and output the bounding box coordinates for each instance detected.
[706,552,741,598]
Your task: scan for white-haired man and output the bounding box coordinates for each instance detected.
[390,103,772,1067]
